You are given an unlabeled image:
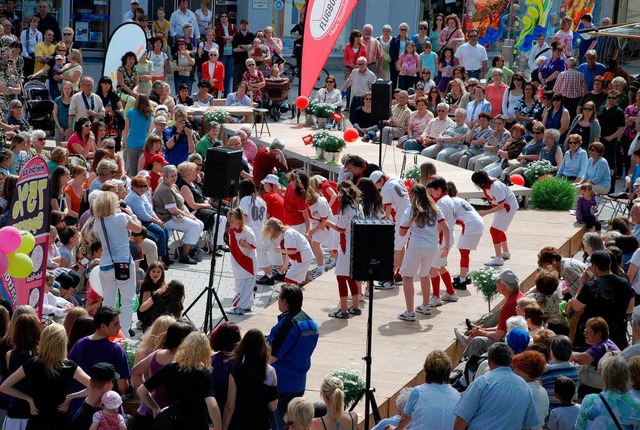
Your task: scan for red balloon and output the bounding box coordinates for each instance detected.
[510,174,525,186]
[343,127,358,142]
[296,96,309,110]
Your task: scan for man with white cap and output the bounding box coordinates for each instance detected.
[124,1,139,21]
[253,138,287,187]
[454,269,524,358]
[370,170,410,289]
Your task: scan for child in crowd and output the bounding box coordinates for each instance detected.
[84,259,103,316]
[257,174,285,285]
[576,183,598,231]
[70,363,120,430]
[90,391,126,430]
[43,271,73,319]
[137,261,165,328]
[283,170,310,234]
[325,181,363,319]
[138,280,185,330]
[546,376,580,430]
[52,55,66,92]
[398,183,449,321]
[263,217,313,287]
[446,181,485,291]
[306,187,335,281]
[425,176,459,305]
[227,207,257,315]
[471,170,518,266]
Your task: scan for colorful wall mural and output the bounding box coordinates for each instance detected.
[466,0,601,67]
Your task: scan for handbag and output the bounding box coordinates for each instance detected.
[99,218,131,281]
[578,343,609,389]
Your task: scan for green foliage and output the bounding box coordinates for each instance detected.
[305,99,319,115]
[312,131,346,152]
[328,368,365,408]
[470,267,500,311]
[523,160,555,184]
[404,165,420,181]
[530,177,577,210]
[203,109,228,124]
[314,102,336,118]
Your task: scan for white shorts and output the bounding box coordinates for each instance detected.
[285,258,313,285]
[492,208,516,232]
[310,224,336,247]
[334,252,351,277]
[232,276,255,310]
[400,247,437,278]
[291,223,307,235]
[431,244,452,269]
[257,240,283,268]
[457,233,482,251]
[395,223,408,251]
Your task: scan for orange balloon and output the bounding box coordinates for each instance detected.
[343,127,358,142]
[296,96,309,110]
[510,174,525,186]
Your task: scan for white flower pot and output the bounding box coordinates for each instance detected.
[305,114,315,126]
[316,117,328,128]
[326,151,341,165]
[315,147,326,161]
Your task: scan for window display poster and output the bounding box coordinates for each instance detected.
[76,21,89,42]
[89,32,103,43]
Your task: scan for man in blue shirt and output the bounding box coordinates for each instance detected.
[577,50,606,91]
[453,342,540,430]
[268,284,319,430]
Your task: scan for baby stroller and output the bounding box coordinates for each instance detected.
[264,78,292,121]
[23,79,55,134]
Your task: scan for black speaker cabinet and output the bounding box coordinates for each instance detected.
[350,219,394,281]
[203,147,243,199]
[371,79,392,121]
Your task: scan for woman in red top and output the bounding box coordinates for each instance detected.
[309,174,339,215]
[201,48,225,96]
[64,166,89,225]
[138,134,163,172]
[68,116,96,160]
[283,170,310,235]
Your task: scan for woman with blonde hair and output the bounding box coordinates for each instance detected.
[286,397,314,430]
[311,376,358,430]
[0,323,91,430]
[133,315,176,366]
[57,49,83,92]
[568,100,601,148]
[138,331,223,430]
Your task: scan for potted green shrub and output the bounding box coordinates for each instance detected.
[523,159,555,185]
[404,164,420,181]
[313,131,346,165]
[203,109,228,124]
[305,99,318,126]
[470,267,500,313]
[314,102,335,128]
[530,177,577,210]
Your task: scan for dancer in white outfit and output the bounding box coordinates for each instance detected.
[227,208,257,315]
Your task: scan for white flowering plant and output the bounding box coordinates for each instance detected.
[314,102,336,118]
[305,99,319,115]
[523,159,554,185]
[404,165,420,181]
[470,267,500,312]
[203,109,229,124]
[328,368,365,408]
[312,131,346,152]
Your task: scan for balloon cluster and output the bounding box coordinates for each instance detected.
[0,227,35,279]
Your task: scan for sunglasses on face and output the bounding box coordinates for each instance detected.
[568,141,580,144]
[326,80,335,83]
[36,137,45,141]
[608,96,618,99]
[532,131,543,134]
[400,29,407,32]
[419,26,427,30]
[209,53,218,56]
[422,72,430,75]
[63,33,72,36]
[82,123,92,127]
[583,107,593,111]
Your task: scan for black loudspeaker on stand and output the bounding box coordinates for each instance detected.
[183,147,243,332]
[349,219,395,430]
[371,80,392,167]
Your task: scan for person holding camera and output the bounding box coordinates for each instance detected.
[163,107,196,167]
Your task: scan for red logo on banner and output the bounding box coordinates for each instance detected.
[302,134,314,145]
[300,0,359,97]
[331,112,342,122]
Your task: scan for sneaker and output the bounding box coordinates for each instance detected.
[328,309,350,319]
[178,256,198,265]
[324,259,336,270]
[502,252,511,260]
[273,272,286,282]
[348,306,362,315]
[453,277,468,291]
[429,296,443,307]
[393,274,403,285]
[230,307,245,315]
[397,310,416,321]
[415,304,432,315]
[256,275,274,285]
[454,327,469,348]
[361,135,370,142]
[485,257,504,266]
[308,268,324,281]
[374,281,395,290]
[442,292,459,302]
[243,308,253,313]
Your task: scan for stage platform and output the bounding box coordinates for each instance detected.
[239,209,584,427]
[222,122,532,202]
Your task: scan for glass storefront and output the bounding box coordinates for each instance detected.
[69,0,110,50]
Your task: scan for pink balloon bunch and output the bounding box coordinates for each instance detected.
[0,227,35,279]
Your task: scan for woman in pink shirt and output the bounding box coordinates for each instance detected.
[486,69,508,117]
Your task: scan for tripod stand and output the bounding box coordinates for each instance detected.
[349,269,381,430]
[183,198,228,333]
